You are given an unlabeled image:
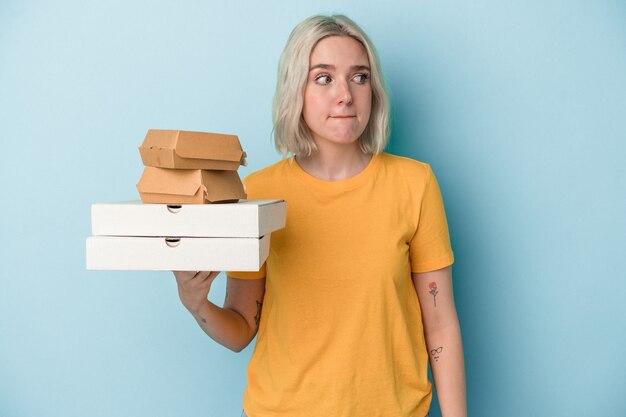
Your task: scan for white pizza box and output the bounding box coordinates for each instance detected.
[91,199,286,238]
[86,235,269,271]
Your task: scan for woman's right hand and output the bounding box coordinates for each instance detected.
[173,271,221,314]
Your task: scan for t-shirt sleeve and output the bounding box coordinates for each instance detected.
[409,164,455,273]
[227,262,266,280]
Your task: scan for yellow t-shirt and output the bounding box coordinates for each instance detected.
[228,152,454,417]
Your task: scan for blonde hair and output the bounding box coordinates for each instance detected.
[272,15,390,157]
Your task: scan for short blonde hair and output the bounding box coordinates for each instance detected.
[272,15,390,157]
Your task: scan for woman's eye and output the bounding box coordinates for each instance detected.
[315,74,332,85]
[353,73,369,84]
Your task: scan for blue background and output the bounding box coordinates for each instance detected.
[1,1,625,416]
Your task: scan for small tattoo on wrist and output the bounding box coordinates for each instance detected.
[201,317,207,324]
[431,346,443,362]
[428,282,439,307]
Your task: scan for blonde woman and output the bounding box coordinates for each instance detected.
[174,14,467,417]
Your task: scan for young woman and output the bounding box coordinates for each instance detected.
[174,15,467,417]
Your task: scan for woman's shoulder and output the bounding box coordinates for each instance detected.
[243,157,291,183]
[240,157,293,197]
[380,152,434,179]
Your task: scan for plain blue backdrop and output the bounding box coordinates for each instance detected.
[1,1,625,416]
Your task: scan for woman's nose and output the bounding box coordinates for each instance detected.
[336,80,353,105]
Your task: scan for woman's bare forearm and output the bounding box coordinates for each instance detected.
[174,271,261,353]
[424,321,467,417]
[412,267,466,416]
[189,299,254,353]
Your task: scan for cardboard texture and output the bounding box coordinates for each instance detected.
[86,235,270,271]
[136,167,247,204]
[91,200,287,238]
[139,129,247,170]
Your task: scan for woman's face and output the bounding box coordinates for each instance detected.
[302,36,372,151]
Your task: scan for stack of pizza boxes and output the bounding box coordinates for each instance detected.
[86,129,287,272]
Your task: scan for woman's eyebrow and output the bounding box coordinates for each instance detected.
[309,64,333,72]
[309,64,371,72]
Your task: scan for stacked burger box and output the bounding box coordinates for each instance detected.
[136,129,248,204]
[86,129,287,272]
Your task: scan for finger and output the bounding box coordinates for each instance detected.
[172,271,185,282]
[196,271,219,282]
[173,270,198,283]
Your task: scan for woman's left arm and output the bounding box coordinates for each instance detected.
[412,265,467,417]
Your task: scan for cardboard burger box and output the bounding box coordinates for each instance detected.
[136,167,246,204]
[138,129,247,170]
[86,199,286,271]
[136,129,248,205]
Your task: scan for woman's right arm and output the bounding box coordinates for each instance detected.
[173,271,266,352]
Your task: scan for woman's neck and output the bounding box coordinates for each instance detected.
[295,143,373,181]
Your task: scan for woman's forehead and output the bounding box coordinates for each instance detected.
[309,36,369,67]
